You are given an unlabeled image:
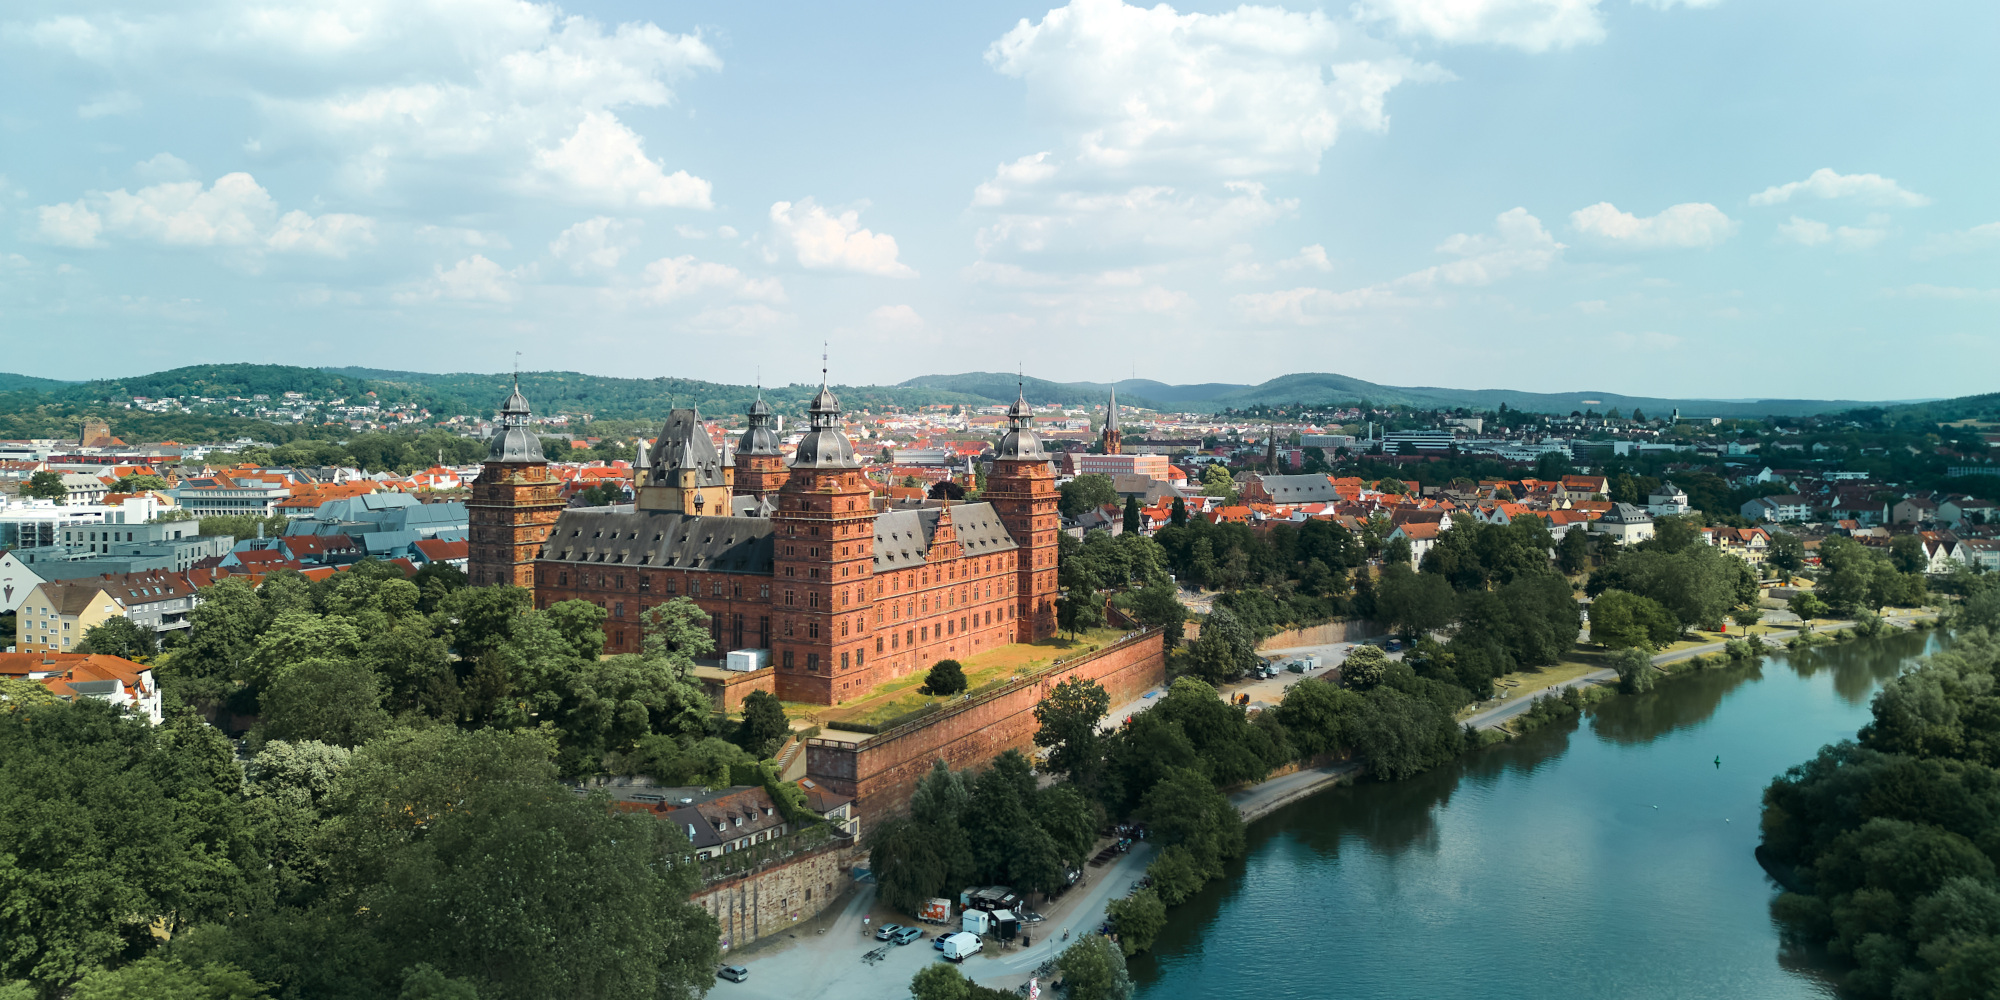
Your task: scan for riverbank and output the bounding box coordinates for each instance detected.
[1131,627,1948,1000]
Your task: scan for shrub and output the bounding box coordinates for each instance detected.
[1610,647,1655,694]
[920,659,968,696]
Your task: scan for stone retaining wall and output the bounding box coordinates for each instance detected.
[1256,619,1382,651]
[805,632,1167,823]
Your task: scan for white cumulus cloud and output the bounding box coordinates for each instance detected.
[1569,201,1736,248]
[529,111,712,209]
[976,181,1293,257]
[1235,208,1562,324]
[34,172,374,256]
[1750,168,1930,208]
[768,199,915,278]
[632,255,784,304]
[25,1,722,205]
[1353,0,1607,53]
[986,0,1446,177]
[1778,216,1886,250]
[549,217,637,273]
[396,254,519,303]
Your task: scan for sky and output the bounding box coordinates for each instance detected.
[2,0,1996,401]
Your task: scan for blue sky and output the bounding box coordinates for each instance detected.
[2,0,1995,400]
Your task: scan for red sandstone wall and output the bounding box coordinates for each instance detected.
[805,631,1166,823]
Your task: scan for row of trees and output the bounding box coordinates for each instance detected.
[1760,614,2000,998]
[0,695,721,999]
[165,561,764,779]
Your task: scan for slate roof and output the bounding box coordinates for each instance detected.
[650,408,727,488]
[872,502,1017,571]
[1253,474,1345,503]
[541,508,776,573]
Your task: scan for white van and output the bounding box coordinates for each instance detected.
[940,932,982,962]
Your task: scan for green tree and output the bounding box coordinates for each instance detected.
[1105,888,1167,955]
[734,690,789,758]
[23,470,67,503]
[1033,676,1111,788]
[1058,589,1106,639]
[75,616,159,659]
[1341,644,1390,690]
[1589,590,1680,649]
[69,956,270,1000]
[1169,497,1187,528]
[1059,474,1119,518]
[1104,888,1168,956]
[920,659,968,696]
[398,964,481,1000]
[1373,562,1456,639]
[637,596,714,666]
[1122,495,1141,534]
[910,964,971,1000]
[257,658,390,748]
[0,701,257,990]
[1145,845,1208,905]
[1789,590,1829,621]
[112,474,171,493]
[1557,527,1592,575]
[1199,465,1237,501]
[1186,606,1257,683]
[1610,647,1655,694]
[1123,580,1186,653]
[1767,531,1806,575]
[1057,934,1134,1000]
[1731,605,1764,631]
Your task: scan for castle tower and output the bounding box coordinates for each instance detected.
[636,407,733,515]
[467,380,566,587]
[733,394,788,500]
[771,371,878,703]
[1100,386,1122,455]
[986,386,1061,641]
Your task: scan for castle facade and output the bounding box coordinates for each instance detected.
[467,379,1061,705]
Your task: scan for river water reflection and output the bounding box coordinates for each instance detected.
[1134,631,1942,1000]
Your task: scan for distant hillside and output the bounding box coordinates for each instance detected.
[904,370,1903,418]
[0,373,73,393]
[323,367,992,422]
[0,363,1958,428]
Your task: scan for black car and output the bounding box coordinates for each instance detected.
[717,965,749,983]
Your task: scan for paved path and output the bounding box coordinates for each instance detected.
[1231,761,1364,822]
[720,841,1156,1000]
[1466,611,1934,731]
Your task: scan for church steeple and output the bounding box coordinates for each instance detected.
[1100,385,1122,455]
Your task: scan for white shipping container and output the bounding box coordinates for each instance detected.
[725,648,770,672]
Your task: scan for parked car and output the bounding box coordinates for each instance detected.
[874,923,903,941]
[1386,639,1402,652]
[893,926,923,945]
[717,966,749,983]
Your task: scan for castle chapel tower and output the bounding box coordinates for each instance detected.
[637,408,732,515]
[733,395,788,500]
[771,375,877,704]
[467,381,566,587]
[987,386,1061,641]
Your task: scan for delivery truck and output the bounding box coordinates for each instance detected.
[940,932,982,962]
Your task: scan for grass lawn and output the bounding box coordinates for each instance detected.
[1465,651,1611,719]
[817,627,1131,727]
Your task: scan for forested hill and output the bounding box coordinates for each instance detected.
[321,367,993,421]
[899,370,1903,418]
[0,362,1975,435]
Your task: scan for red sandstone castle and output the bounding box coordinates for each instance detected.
[466,377,1062,706]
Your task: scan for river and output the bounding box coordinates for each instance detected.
[1133,631,1943,1000]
